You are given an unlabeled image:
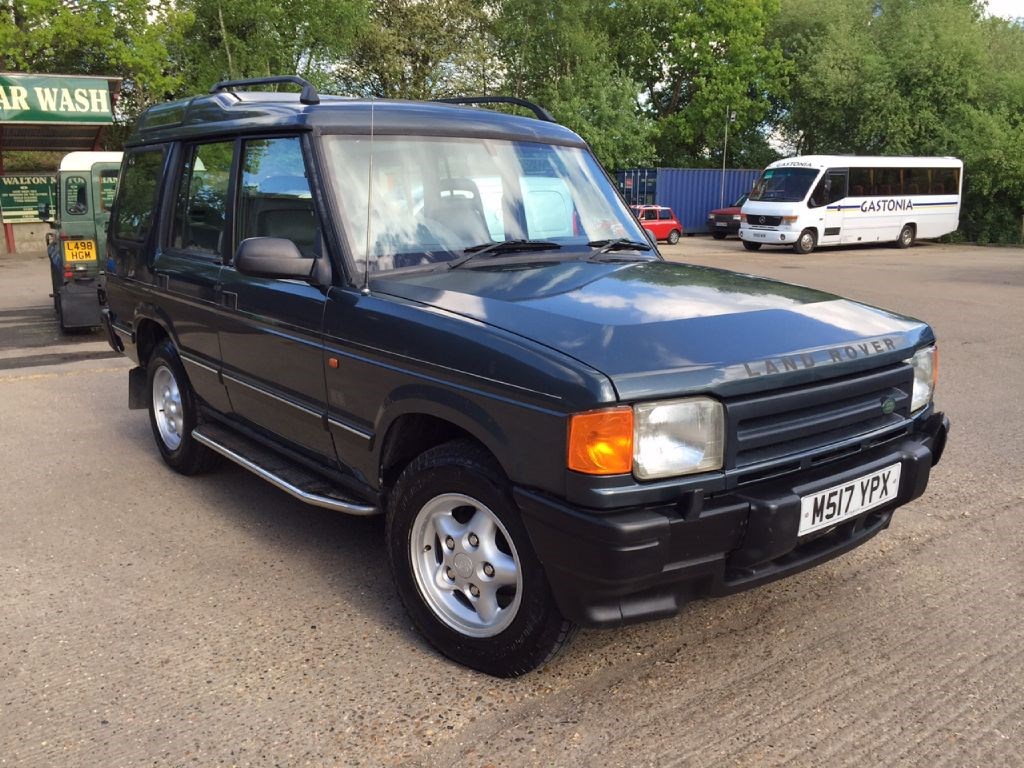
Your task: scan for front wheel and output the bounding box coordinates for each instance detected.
[147,340,218,475]
[896,224,915,248]
[712,232,727,240]
[793,228,817,254]
[387,440,575,677]
[742,240,762,251]
[667,229,681,244]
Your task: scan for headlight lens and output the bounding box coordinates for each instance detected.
[907,345,937,412]
[633,397,724,479]
[731,214,741,221]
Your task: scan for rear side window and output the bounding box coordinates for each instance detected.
[65,176,88,215]
[658,209,673,220]
[171,141,234,256]
[99,170,119,212]
[113,148,166,242]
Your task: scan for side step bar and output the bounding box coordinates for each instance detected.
[192,423,379,516]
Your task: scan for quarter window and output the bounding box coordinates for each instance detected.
[171,141,234,256]
[113,148,166,242]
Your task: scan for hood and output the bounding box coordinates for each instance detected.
[373,259,932,401]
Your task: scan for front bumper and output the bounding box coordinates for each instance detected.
[739,226,793,245]
[518,412,949,628]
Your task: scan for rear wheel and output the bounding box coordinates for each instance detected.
[147,340,218,475]
[896,224,915,248]
[667,229,681,244]
[387,439,575,677]
[742,240,762,251]
[793,228,817,254]
[712,232,727,240]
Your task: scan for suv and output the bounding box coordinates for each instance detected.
[39,151,122,331]
[631,204,683,243]
[103,77,950,677]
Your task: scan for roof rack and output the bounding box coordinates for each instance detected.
[435,96,556,123]
[210,75,320,105]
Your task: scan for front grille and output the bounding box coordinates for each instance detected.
[747,214,782,227]
[714,214,736,222]
[724,364,913,474]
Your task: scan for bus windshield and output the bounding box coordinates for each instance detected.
[748,167,820,203]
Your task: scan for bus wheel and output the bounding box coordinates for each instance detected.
[793,229,817,254]
[896,224,915,248]
[742,241,762,251]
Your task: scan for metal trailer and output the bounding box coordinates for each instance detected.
[616,167,761,234]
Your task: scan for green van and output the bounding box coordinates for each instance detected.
[40,151,123,331]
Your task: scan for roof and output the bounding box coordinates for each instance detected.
[769,155,963,170]
[129,91,586,148]
[58,150,123,172]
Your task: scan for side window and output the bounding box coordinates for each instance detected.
[659,209,673,220]
[65,176,88,215]
[99,170,119,212]
[113,148,166,242]
[849,168,870,197]
[643,209,657,220]
[236,136,319,257]
[171,141,234,256]
[827,172,847,204]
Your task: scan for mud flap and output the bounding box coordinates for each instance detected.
[128,366,148,410]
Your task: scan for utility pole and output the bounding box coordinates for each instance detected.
[720,108,736,208]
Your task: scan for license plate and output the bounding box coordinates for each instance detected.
[715,222,727,227]
[799,463,902,536]
[753,232,766,238]
[63,239,97,262]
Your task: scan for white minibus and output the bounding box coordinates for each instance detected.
[739,155,962,254]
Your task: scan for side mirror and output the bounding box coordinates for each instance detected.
[234,237,317,282]
[38,202,50,222]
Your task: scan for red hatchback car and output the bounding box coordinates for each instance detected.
[631,205,683,243]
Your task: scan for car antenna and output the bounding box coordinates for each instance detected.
[361,97,374,296]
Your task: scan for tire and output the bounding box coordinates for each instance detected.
[742,240,762,251]
[387,439,576,677]
[793,228,817,254]
[146,339,218,475]
[896,224,915,249]
[667,229,681,244]
[712,232,727,240]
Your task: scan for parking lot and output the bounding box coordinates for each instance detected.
[1,237,1022,767]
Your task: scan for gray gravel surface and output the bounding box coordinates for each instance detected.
[1,242,1021,767]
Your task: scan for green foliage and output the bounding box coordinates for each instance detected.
[332,0,496,99]
[772,0,1024,242]
[173,0,366,93]
[497,0,655,169]
[612,0,789,168]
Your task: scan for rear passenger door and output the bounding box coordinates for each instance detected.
[153,140,234,413]
[216,135,336,459]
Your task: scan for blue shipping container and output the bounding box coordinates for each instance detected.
[615,167,762,234]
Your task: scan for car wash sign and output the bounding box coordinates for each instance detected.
[0,74,113,124]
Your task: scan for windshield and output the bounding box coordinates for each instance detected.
[321,135,648,273]
[748,168,820,203]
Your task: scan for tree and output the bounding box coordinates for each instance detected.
[0,0,187,126]
[610,0,789,168]
[773,0,1024,242]
[331,0,497,99]
[497,0,656,169]
[172,0,366,93]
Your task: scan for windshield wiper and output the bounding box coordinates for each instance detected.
[584,238,653,259]
[447,239,562,269]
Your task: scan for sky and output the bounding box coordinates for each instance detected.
[984,0,1024,19]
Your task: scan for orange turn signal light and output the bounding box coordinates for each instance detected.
[567,407,633,475]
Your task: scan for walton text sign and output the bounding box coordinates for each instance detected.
[0,74,113,124]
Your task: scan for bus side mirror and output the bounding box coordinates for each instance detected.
[38,202,50,222]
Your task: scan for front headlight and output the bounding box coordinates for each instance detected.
[907,345,938,412]
[634,397,724,479]
[731,214,741,221]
